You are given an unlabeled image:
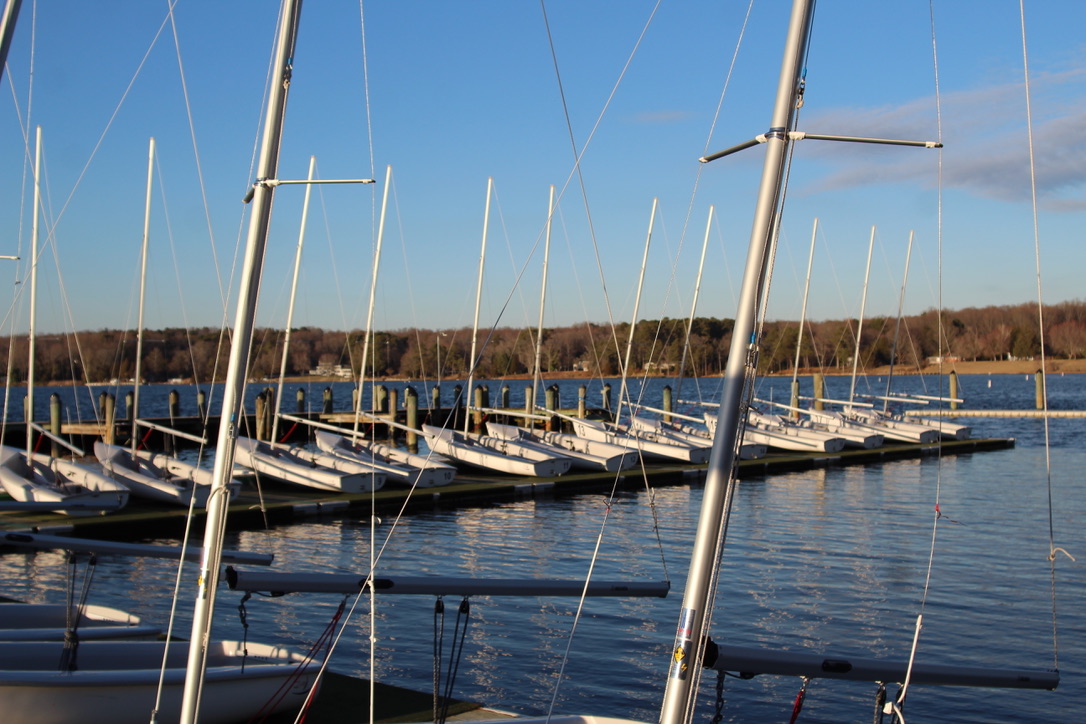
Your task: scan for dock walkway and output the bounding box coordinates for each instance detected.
[0,437,1013,540]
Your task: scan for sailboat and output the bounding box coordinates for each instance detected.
[0,127,129,516]
[230,157,386,496]
[313,428,457,487]
[93,138,239,508]
[0,602,160,642]
[485,420,637,473]
[419,178,574,478]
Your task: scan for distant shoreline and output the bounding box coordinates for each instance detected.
[22,358,1085,387]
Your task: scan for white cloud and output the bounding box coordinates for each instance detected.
[794,69,1086,210]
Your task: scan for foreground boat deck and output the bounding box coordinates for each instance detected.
[0,437,1014,540]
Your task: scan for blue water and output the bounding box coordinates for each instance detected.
[0,373,1082,722]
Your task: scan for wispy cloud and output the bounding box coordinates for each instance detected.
[796,69,1086,210]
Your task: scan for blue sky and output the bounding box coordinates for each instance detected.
[0,1,1082,337]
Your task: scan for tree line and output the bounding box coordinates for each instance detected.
[2,300,1084,385]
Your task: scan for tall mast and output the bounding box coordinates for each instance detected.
[464,177,492,433]
[530,185,555,413]
[131,137,155,453]
[270,155,316,446]
[179,1,303,720]
[883,229,914,407]
[25,125,40,456]
[617,198,657,423]
[350,164,392,437]
[675,204,714,402]
[848,225,876,406]
[788,217,818,415]
[0,0,21,85]
[659,1,815,722]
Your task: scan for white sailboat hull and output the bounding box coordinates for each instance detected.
[487,422,638,473]
[233,437,384,493]
[803,412,885,448]
[0,639,316,724]
[845,409,941,444]
[93,442,215,508]
[0,445,129,516]
[573,418,711,464]
[0,603,160,642]
[742,412,847,453]
[314,430,456,487]
[422,425,571,477]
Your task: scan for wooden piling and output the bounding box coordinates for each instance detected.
[813,374,825,411]
[949,371,959,410]
[375,384,388,414]
[323,387,333,414]
[473,385,485,431]
[387,388,399,440]
[255,392,267,441]
[602,383,612,415]
[49,393,61,457]
[790,379,800,420]
[545,385,558,431]
[1036,369,1044,410]
[103,393,116,445]
[197,389,207,421]
[296,388,306,414]
[662,385,672,423]
[405,386,418,449]
[578,385,587,419]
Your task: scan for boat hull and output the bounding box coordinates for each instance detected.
[0,639,316,724]
[0,445,129,516]
[234,437,384,493]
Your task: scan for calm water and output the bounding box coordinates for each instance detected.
[0,373,1082,722]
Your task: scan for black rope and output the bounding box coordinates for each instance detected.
[889,684,907,724]
[59,552,96,672]
[433,597,446,724]
[710,667,726,724]
[237,591,252,673]
[438,598,471,724]
[873,682,887,724]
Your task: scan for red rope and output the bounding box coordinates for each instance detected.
[248,600,345,723]
[278,422,299,445]
[787,677,810,724]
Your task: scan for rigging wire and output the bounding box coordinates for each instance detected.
[895,2,947,716]
[1017,0,1068,674]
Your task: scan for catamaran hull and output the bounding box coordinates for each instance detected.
[0,639,316,724]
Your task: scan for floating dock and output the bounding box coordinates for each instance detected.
[0,437,1014,540]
